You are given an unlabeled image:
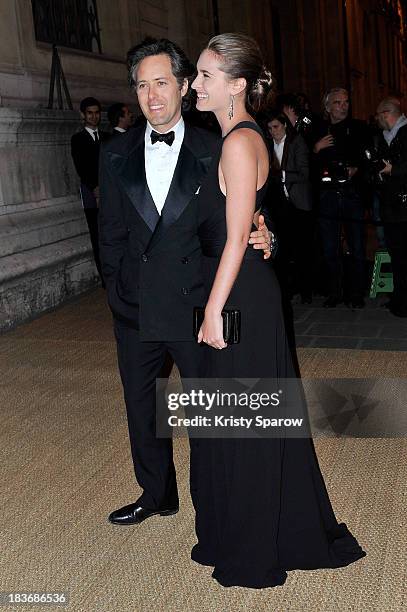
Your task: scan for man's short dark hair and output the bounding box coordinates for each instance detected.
[127,37,195,90]
[265,111,295,136]
[275,93,301,116]
[107,102,126,128]
[80,97,101,113]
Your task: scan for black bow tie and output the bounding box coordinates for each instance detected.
[150,130,175,146]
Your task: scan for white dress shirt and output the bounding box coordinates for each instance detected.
[273,135,289,198]
[114,126,127,133]
[85,127,99,141]
[273,135,286,166]
[145,117,185,214]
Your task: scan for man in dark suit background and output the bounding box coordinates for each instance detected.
[71,97,108,283]
[107,102,134,135]
[99,38,271,527]
[313,88,369,308]
[266,113,313,303]
[376,97,407,317]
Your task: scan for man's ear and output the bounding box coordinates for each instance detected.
[181,78,189,97]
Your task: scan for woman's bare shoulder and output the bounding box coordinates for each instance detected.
[222,127,260,157]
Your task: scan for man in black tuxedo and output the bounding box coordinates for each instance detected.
[71,97,108,282]
[99,39,271,526]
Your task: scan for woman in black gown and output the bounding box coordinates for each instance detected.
[190,33,366,589]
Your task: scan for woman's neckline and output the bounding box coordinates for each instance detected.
[222,120,258,139]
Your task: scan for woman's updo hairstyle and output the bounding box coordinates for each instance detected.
[206,33,274,113]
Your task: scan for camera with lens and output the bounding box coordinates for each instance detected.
[296,113,312,137]
[364,149,386,184]
[300,114,312,127]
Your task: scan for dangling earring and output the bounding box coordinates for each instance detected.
[228,95,234,120]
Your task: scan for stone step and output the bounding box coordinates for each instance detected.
[0,197,87,258]
[0,235,99,331]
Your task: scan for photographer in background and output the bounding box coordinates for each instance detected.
[313,88,369,308]
[276,93,314,147]
[376,97,407,318]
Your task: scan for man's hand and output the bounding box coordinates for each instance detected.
[313,134,334,154]
[249,214,272,260]
[379,160,392,175]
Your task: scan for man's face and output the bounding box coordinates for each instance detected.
[268,119,286,142]
[82,105,101,128]
[376,106,398,130]
[326,91,349,123]
[119,106,134,129]
[134,54,188,132]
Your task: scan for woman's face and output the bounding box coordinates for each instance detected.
[268,119,286,142]
[192,49,231,114]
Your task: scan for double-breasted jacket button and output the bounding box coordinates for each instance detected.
[141,253,148,262]
[181,287,189,295]
[181,257,189,264]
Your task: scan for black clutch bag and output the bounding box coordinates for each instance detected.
[193,307,241,344]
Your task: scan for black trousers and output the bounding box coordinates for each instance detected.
[114,320,206,510]
[318,188,366,299]
[272,198,314,299]
[383,220,407,314]
[80,183,103,284]
[83,208,103,283]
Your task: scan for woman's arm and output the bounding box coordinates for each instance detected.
[199,130,258,349]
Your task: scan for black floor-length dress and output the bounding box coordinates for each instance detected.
[191,121,366,589]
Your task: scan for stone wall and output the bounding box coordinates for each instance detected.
[0,108,98,331]
[0,0,135,109]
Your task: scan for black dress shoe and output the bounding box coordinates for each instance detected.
[108,501,179,525]
[323,296,341,308]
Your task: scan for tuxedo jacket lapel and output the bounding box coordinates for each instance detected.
[105,122,215,244]
[107,128,159,232]
[147,125,213,251]
[281,136,290,171]
[85,129,97,144]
